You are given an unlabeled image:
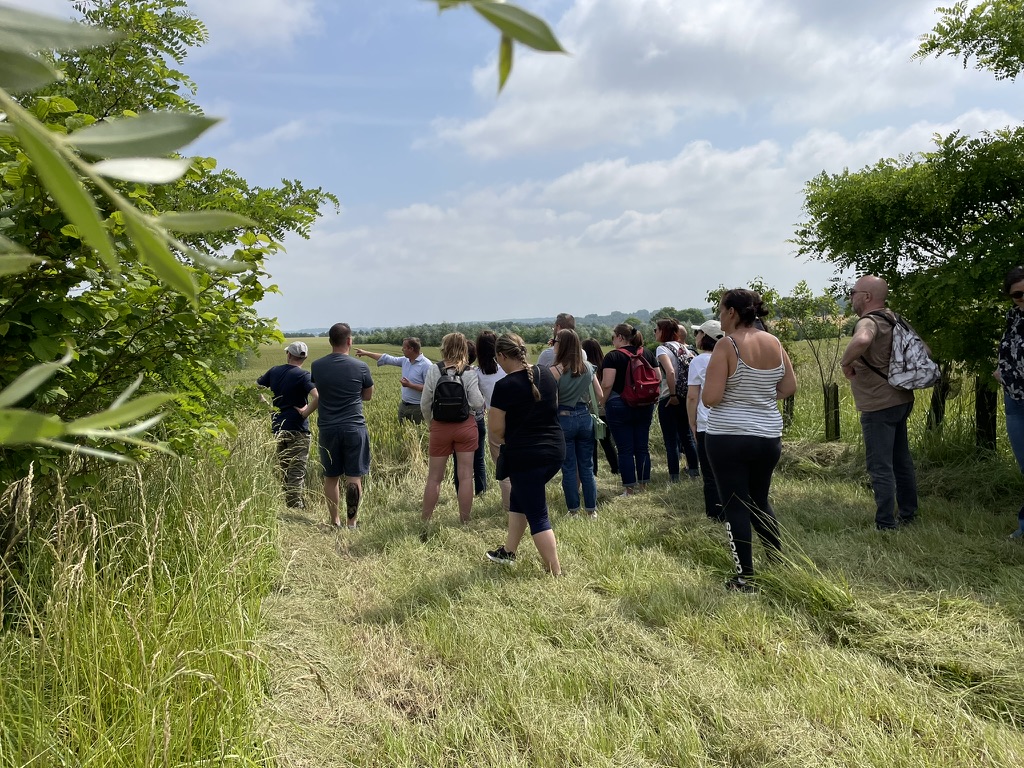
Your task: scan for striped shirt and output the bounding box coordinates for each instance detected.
[706,337,784,438]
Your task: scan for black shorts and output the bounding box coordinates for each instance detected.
[318,425,371,478]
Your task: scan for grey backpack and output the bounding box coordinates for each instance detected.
[861,311,941,390]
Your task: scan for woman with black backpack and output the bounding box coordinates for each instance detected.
[654,318,700,483]
[420,332,485,525]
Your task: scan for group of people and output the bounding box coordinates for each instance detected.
[256,272,1024,590]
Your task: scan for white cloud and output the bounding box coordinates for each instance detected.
[430,0,1000,158]
[187,0,319,54]
[225,119,317,156]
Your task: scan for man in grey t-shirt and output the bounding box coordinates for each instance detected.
[302,323,374,529]
[536,312,575,368]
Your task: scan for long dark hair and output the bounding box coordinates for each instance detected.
[476,330,499,375]
[553,329,587,377]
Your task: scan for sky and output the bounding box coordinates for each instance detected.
[18,0,1022,330]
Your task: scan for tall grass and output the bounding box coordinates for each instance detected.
[0,421,280,767]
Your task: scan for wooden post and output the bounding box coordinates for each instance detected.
[824,382,840,442]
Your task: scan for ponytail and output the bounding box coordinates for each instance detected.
[496,332,540,400]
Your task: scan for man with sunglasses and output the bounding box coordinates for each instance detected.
[840,275,919,530]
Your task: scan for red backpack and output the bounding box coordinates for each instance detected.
[620,347,660,407]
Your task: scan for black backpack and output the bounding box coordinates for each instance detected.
[431,362,470,422]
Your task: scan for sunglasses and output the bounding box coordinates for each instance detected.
[1012,291,1024,299]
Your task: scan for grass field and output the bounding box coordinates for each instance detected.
[2,335,1022,766]
[247,337,1024,767]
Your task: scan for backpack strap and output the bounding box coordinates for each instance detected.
[858,310,894,380]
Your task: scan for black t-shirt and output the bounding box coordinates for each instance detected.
[257,364,315,432]
[600,345,658,395]
[490,365,565,472]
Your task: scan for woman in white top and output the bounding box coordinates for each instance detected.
[703,289,797,592]
[420,332,485,524]
[686,319,725,520]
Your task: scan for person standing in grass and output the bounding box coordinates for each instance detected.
[687,320,725,520]
[995,266,1024,539]
[420,333,485,524]
[475,330,511,511]
[354,338,431,424]
[599,324,659,496]
[452,340,488,497]
[654,318,700,482]
[550,329,603,518]
[536,312,575,368]
[257,341,316,509]
[840,275,919,531]
[303,323,374,529]
[486,333,566,575]
[703,289,796,592]
[583,338,618,477]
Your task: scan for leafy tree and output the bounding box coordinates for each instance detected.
[915,0,1024,80]
[679,307,707,326]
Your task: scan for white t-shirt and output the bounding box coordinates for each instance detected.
[687,352,712,432]
[476,367,506,408]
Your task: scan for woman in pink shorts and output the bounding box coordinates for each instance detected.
[420,332,485,523]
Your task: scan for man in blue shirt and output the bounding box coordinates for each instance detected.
[355,337,431,423]
[257,341,316,509]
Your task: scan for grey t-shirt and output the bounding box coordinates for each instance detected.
[310,353,373,429]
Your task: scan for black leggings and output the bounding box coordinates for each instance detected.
[695,431,722,519]
[705,433,782,578]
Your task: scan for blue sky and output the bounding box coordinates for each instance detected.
[21,0,1021,330]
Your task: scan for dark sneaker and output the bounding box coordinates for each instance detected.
[345,483,360,521]
[725,576,757,593]
[486,545,516,565]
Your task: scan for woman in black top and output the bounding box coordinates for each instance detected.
[486,333,566,574]
[599,323,658,495]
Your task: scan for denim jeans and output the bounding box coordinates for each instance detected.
[657,398,699,479]
[453,414,487,495]
[705,433,783,578]
[605,394,654,487]
[558,403,598,511]
[860,402,918,529]
[1002,393,1024,530]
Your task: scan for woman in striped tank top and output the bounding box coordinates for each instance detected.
[702,289,797,592]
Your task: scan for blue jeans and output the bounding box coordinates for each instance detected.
[605,394,655,487]
[1002,392,1024,531]
[657,398,699,479]
[558,404,598,511]
[860,402,918,529]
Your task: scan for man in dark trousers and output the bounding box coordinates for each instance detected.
[840,275,919,530]
[257,341,316,509]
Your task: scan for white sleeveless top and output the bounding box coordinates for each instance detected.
[705,336,784,438]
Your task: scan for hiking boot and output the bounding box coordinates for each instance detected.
[725,576,757,593]
[586,509,598,519]
[486,545,516,565]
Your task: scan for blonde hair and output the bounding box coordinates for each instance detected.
[553,329,587,377]
[440,332,469,371]
[496,332,540,401]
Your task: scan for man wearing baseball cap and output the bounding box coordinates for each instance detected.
[257,341,317,508]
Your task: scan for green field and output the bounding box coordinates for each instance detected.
[3,336,1023,767]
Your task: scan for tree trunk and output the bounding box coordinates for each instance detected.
[975,375,997,449]
[926,363,952,430]
[824,383,840,441]
[783,394,794,428]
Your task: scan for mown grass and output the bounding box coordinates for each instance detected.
[248,337,1024,767]
[2,336,1022,766]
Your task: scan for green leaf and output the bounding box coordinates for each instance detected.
[0,253,42,276]
[498,33,513,92]
[92,157,193,183]
[67,393,174,432]
[67,112,220,159]
[470,1,565,53]
[185,249,251,274]
[0,46,60,93]
[0,349,72,409]
[157,210,257,233]
[0,6,116,52]
[124,215,197,301]
[14,122,118,270]
[0,408,65,443]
